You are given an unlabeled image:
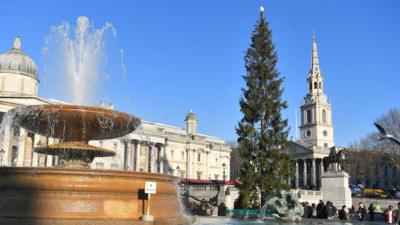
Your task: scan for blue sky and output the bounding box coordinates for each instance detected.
[0,0,399,146]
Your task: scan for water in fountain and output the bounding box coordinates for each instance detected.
[42,16,116,105]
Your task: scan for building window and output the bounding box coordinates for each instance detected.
[324,143,328,147]
[314,82,317,89]
[309,82,312,92]
[214,174,219,180]
[322,110,327,123]
[181,151,185,161]
[197,153,201,162]
[197,171,202,180]
[307,110,312,124]
[170,150,174,160]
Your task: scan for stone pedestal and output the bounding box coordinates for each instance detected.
[320,171,352,208]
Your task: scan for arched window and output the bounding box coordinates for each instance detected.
[322,110,327,123]
[309,82,312,92]
[307,110,312,124]
[314,82,317,89]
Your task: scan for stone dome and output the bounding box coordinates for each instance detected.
[0,37,38,80]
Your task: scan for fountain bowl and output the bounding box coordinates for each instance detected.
[11,104,141,141]
[0,167,192,225]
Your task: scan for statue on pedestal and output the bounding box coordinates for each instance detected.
[323,147,345,172]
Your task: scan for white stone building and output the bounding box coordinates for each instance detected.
[0,37,231,180]
[288,35,334,189]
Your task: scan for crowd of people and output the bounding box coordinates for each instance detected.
[184,198,227,217]
[302,200,400,224]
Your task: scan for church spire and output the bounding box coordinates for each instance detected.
[307,33,324,95]
[310,32,321,77]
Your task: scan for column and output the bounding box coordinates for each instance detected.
[1,126,11,166]
[311,158,316,188]
[186,149,191,178]
[148,143,153,172]
[161,141,166,174]
[295,160,299,189]
[17,128,27,167]
[303,159,307,188]
[205,152,209,180]
[320,158,324,174]
[135,141,141,171]
[46,138,54,167]
[23,133,34,166]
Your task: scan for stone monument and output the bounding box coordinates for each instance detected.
[320,147,352,208]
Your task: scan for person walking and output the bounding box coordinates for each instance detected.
[397,202,400,225]
[384,205,395,224]
[339,205,349,221]
[358,202,367,221]
[368,203,375,221]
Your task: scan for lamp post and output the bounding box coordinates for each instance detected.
[0,149,5,167]
[222,163,226,182]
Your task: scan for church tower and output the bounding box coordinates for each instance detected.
[299,34,334,147]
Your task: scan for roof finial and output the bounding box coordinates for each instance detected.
[13,36,21,50]
[190,109,193,113]
[260,6,265,13]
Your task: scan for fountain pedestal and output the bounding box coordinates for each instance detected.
[320,171,352,208]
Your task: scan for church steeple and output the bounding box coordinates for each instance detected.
[307,33,324,95]
[300,33,334,148]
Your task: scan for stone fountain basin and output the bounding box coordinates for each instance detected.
[0,167,190,225]
[11,104,141,141]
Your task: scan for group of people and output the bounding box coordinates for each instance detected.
[303,200,400,224]
[302,200,337,219]
[185,198,227,217]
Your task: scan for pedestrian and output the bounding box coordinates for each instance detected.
[339,205,349,221]
[384,205,395,224]
[325,201,337,219]
[211,203,218,217]
[316,200,325,219]
[218,202,227,216]
[358,202,367,221]
[397,202,400,225]
[311,203,317,218]
[368,203,375,221]
[349,205,356,218]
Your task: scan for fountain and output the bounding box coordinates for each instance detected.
[0,104,192,225]
[0,16,192,224]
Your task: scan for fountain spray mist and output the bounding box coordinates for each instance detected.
[42,16,116,105]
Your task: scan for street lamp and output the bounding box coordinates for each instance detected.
[0,149,5,166]
[222,163,227,182]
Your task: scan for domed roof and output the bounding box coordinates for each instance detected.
[185,109,197,121]
[0,37,38,79]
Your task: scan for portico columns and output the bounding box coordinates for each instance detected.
[311,158,316,187]
[135,141,141,171]
[295,160,299,189]
[303,159,307,187]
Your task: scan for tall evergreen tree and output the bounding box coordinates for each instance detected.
[236,7,293,209]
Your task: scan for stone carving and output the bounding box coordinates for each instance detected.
[262,190,304,222]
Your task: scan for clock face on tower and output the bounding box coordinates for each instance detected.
[304,130,311,138]
[323,130,328,136]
